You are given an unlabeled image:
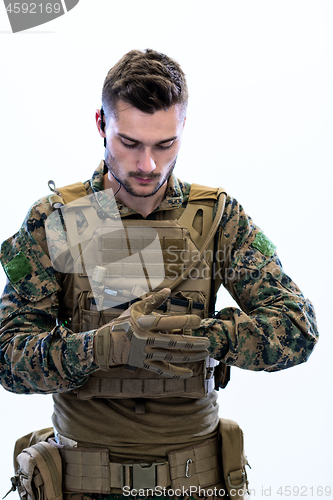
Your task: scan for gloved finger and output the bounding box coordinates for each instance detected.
[137,313,201,331]
[148,332,210,351]
[145,348,209,363]
[112,321,210,351]
[143,360,194,379]
[133,288,171,316]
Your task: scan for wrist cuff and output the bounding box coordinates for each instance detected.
[94,325,111,371]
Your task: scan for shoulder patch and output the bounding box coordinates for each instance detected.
[4,251,32,283]
[1,228,59,301]
[252,232,276,257]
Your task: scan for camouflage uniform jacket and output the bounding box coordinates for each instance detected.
[0,161,318,395]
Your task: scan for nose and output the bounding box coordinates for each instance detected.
[137,147,156,174]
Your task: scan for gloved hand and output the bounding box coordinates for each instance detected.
[94,288,210,378]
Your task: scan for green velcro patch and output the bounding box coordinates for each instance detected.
[252,232,276,257]
[4,251,33,283]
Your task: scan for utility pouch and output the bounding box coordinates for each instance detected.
[219,418,249,500]
[6,429,62,500]
[15,442,62,500]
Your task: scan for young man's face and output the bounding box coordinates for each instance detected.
[99,100,186,198]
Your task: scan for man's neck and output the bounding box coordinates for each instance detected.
[103,174,167,217]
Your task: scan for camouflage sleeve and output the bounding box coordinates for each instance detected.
[0,198,98,394]
[194,195,318,372]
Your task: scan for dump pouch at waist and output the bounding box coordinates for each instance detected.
[10,430,62,500]
[219,418,249,500]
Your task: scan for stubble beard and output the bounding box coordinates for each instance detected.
[104,149,177,198]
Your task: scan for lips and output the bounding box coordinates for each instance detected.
[134,177,156,184]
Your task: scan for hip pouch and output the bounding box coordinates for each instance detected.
[219,418,249,500]
[6,428,62,500]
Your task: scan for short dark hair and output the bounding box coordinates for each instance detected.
[101,49,188,120]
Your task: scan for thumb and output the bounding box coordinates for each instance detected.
[139,288,171,316]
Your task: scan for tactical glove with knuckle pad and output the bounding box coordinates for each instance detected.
[94,288,210,379]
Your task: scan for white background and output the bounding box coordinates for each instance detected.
[0,0,332,497]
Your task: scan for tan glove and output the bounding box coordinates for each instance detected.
[94,288,210,379]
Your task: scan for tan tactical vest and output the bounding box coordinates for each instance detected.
[48,179,229,401]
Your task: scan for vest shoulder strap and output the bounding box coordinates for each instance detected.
[188,183,225,202]
[56,181,87,205]
[169,185,227,292]
[178,184,226,248]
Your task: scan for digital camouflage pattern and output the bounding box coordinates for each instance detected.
[0,161,318,394]
[0,162,316,499]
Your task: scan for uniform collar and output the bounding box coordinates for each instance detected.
[89,160,185,217]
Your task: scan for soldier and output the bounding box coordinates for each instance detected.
[0,49,318,500]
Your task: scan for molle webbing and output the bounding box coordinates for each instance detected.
[75,360,216,400]
[53,437,222,494]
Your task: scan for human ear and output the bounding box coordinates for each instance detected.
[95,108,106,138]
